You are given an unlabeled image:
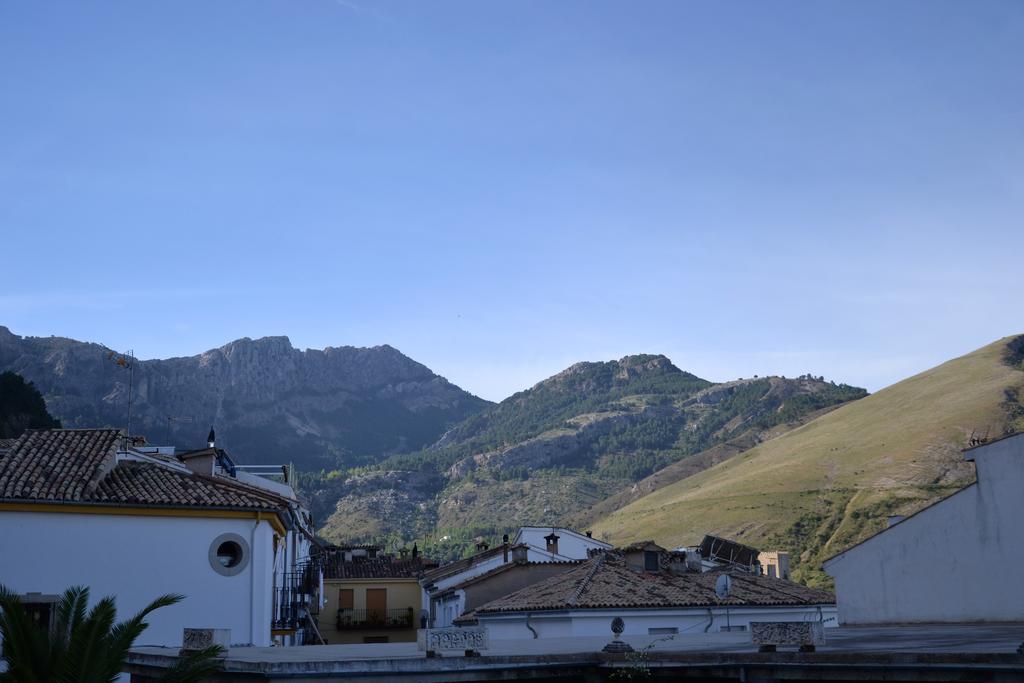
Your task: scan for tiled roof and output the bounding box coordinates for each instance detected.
[0,428,287,513]
[473,551,834,615]
[620,540,667,553]
[0,429,121,500]
[0,438,18,457]
[322,557,432,580]
[93,462,284,510]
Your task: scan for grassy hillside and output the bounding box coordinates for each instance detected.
[590,336,1024,587]
[313,355,865,555]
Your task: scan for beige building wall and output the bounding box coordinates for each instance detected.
[318,578,421,644]
[463,563,577,613]
[758,551,790,580]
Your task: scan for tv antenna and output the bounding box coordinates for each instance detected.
[715,574,732,600]
[107,350,135,451]
[715,573,732,631]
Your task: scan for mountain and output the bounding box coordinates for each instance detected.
[589,335,1024,587]
[314,354,866,555]
[0,326,490,469]
[0,371,61,439]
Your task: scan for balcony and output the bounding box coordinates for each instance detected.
[336,607,416,630]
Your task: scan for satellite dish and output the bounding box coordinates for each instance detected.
[715,574,732,600]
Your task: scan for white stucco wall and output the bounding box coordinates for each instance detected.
[431,554,507,595]
[824,434,1024,624]
[0,510,277,647]
[477,605,837,640]
[515,528,610,561]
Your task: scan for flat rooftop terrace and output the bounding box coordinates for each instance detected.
[128,623,1024,681]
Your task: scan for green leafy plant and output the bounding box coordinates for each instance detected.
[609,634,677,680]
[0,585,223,683]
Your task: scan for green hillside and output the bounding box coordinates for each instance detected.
[313,354,866,556]
[591,336,1024,587]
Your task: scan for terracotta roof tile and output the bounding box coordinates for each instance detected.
[93,462,283,510]
[0,429,121,501]
[0,428,286,513]
[473,551,834,615]
[322,557,432,580]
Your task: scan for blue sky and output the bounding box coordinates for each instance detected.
[1,1,1021,401]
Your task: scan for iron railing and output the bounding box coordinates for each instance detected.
[336,607,416,630]
[274,570,314,631]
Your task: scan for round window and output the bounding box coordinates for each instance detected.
[216,541,243,568]
[209,533,250,576]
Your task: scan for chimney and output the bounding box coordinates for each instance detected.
[502,534,509,563]
[207,426,216,449]
[669,551,689,575]
[412,543,419,559]
[511,545,528,563]
[586,531,593,538]
[544,532,560,556]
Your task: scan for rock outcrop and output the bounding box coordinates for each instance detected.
[0,326,489,468]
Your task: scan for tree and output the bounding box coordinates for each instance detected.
[0,585,223,683]
[0,372,61,439]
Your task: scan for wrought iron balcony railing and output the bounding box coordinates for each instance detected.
[336,607,416,630]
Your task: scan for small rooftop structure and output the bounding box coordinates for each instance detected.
[699,534,761,568]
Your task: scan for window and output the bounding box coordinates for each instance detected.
[216,541,243,568]
[208,533,250,576]
[1,595,57,656]
[648,627,678,635]
[644,551,660,571]
[364,636,389,643]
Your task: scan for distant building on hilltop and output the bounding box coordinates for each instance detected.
[824,432,1024,624]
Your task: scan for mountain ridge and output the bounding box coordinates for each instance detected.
[0,326,490,468]
[589,334,1024,586]
[314,354,867,557]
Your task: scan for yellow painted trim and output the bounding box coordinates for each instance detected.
[323,578,420,585]
[0,502,288,536]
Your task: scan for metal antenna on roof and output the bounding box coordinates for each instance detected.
[715,573,732,631]
[107,349,135,451]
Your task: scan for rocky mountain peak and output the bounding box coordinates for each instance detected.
[0,327,490,468]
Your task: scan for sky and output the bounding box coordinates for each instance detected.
[1,1,1022,402]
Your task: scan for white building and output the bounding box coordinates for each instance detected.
[824,432,1024,625]
[466,544,837,639]
[422,527,611,627]
[513,526,612,561]
[0,428,317,648]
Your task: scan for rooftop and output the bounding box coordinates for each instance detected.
[321,556,435,580]
[0,428,289,514]
[420,543,521,585]
[471,550,834,615]
[127,623,1024,681]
